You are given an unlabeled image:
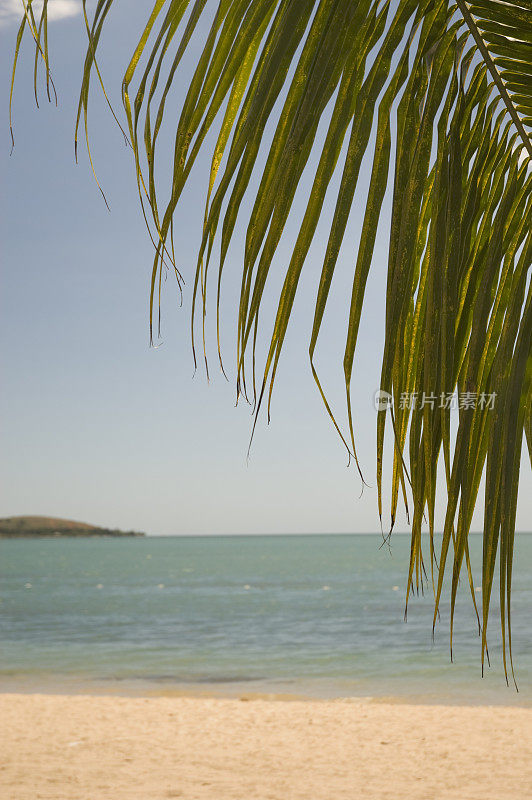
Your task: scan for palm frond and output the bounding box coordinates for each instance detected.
[11,0,532,676]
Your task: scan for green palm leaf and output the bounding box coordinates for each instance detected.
[11,0,532,676]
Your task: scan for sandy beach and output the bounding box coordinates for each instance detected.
[1,694,531,799]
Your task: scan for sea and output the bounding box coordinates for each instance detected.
[1,533,531,705]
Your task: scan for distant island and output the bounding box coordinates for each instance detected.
[0,516,145,538]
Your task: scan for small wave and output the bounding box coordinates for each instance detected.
[98,674,265,684]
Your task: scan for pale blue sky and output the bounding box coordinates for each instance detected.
[1,0,530,535]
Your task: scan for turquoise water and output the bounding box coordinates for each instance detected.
[1,534,531,704]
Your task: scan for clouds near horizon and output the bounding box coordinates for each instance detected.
[0,0,80,27]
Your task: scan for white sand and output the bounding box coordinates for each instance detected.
[1,694,531,799]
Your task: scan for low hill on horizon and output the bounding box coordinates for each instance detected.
[0,516,144,538]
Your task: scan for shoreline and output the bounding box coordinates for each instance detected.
[2,693,531,799]
[1,671,530,707]
[1,679,530,707]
